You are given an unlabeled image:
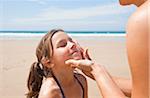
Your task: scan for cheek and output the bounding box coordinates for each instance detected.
[53,49,69,61]
[76,51,83,60]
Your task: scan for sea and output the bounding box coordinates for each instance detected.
[0,31,126,39]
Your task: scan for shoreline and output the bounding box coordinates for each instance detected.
[0,33,126,39]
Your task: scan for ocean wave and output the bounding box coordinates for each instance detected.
[0,32,126,38]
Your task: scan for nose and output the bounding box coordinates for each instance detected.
[68,41,76,49]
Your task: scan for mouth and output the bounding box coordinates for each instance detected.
[70,50,82,60]
[71,50,79,55]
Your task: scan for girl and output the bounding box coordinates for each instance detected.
[26,29,88,98]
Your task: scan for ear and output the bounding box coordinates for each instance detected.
[41,57,54,68]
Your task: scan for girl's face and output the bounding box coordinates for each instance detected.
[51,31,82,67]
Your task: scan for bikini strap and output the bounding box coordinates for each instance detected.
[52,73,66,98]
[52,73,84,98]
[74,74,85,98]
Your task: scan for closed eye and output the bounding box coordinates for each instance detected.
[56,37,74,48]
[57,40,67,48]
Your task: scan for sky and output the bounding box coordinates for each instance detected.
[0,0,136,31]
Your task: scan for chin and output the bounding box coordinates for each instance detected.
[74,58,81,60]
[71,54,82,60]
[73,56,82,60]
[71,52,82,60]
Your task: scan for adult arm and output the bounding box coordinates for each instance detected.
[82,70,131,97]
[66,60,127,98]
[74,42,132,97]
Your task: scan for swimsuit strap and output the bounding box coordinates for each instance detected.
[74,74,85,98]
[52,73,84,98]
[52,73,66,98]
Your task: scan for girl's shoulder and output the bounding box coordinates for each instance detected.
[38,78,62,98]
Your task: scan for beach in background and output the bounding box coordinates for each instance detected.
[0,32,131,98]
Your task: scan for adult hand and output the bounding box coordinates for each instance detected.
[73,39,92,60]
[67,40,93,71]
[68,40,95,79]
[67,43,96,79]
[65,59,93,72]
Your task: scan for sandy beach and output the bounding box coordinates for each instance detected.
[0,35,131,98]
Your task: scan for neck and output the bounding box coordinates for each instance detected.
[52,67,75,87]
[134,0,147,7]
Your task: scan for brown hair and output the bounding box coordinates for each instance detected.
[26,29,64,98]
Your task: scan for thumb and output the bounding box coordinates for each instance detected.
[65,59,93,71]
[65,59,80,68]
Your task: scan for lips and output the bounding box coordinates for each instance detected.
[72,50,77,54]
[69,49,82,60]
[72,51,78,56]
[71,50,81,59]
[71,49,79,55]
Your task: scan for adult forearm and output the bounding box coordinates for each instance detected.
[82,64,132,97]
[91,63,126,98]
[112,76,132,97]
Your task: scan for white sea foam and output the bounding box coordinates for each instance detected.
[68,33,126,37]
[0,33,126,39]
